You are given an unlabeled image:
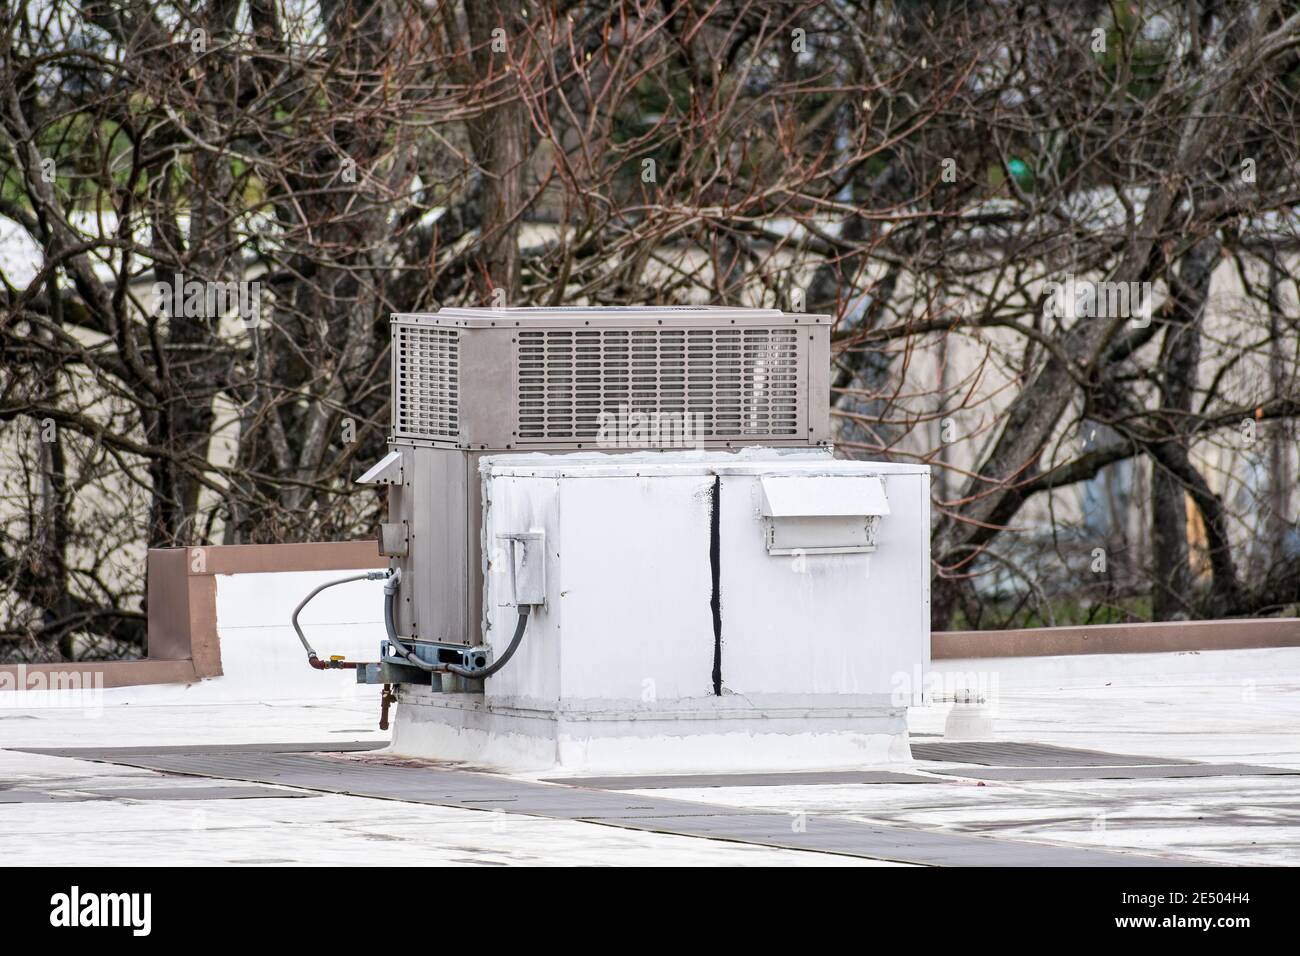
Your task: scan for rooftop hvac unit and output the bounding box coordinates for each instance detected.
[295,306,930,773]
[372,307,832,650]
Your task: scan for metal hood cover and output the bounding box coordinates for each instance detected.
[758,475,890,517]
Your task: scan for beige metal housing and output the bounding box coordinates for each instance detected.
[392,306,832,451]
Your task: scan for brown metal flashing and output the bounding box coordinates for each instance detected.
[182,540,385,576]
[146,547,221,678]
[146,547,191,660]
[933,617,1300,659]
[188,568,222,678]
[0,659,198,690]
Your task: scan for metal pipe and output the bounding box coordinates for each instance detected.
[291,570,389,669]
[379,684,397,730]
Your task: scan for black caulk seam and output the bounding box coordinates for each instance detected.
[709,475,722,695]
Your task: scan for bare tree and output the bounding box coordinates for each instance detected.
[2,1,1300,661]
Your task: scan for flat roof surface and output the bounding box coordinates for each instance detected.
[2,647,1297,866]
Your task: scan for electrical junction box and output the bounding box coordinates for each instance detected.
[391,447,931,773]
[496,531,546,607]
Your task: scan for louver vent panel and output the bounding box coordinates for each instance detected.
[516,327,803,442]
[395,325,460,440]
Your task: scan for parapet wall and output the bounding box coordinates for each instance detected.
[1,541,385,694]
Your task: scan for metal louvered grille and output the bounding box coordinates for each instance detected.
[394,325,459,440]
[516,327,803,442]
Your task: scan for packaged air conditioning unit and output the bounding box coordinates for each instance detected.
[353,307,929,774]
[373,307,832,649]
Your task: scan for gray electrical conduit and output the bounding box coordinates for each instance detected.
[445,606,530,679]
[293,568,530,679]
[380,569,437,672]
[381,568,531,679]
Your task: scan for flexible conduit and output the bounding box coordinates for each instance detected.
[445,606,530,679]
[381,568,531,679]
